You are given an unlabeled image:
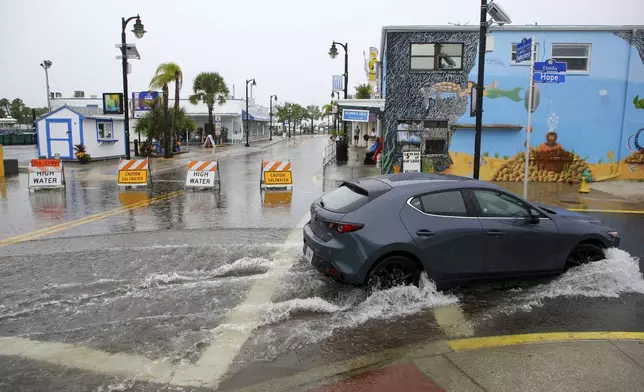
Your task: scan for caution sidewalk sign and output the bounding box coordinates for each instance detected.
[28,158,66,190]
[260,159,293,190]
[185,160,220,190]
[118,158,151,187]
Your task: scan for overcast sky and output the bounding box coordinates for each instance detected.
[1,0,642,109]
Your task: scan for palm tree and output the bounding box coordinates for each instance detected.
[306,105,322,134]
[150,62,182,158]
[189,72,230,143]
[354,83,373,99]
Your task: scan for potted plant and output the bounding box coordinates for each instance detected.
[74,144,91,164]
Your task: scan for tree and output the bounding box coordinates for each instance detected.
[354,84,373,99]
[189,72,229,143]
[10,98,26,122]
[135,104,196,143]
[291,104,306,135]
[0,98,10,118]
[306,105,321,134]
[150,62,182,158]
[275,103,289,135]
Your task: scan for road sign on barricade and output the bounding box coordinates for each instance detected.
[28,159,65,190]
[260,159,293,190]
[117,158,151,187]
[185,160,220,190]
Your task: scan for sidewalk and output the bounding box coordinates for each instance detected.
[322,145,381,184]
[238,333,644,392]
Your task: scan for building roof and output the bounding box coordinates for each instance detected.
[36,105,125,122]
[380,24,644,60]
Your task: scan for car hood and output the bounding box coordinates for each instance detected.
[536,203,603,224]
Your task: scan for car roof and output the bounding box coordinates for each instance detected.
[369,173,505,193]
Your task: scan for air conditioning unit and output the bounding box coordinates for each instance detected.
[73,91,85,98]
[90,95,97,98]
[54,92,62,98]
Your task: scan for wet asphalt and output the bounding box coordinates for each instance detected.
[1,136,643,391]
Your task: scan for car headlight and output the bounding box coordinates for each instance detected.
[607,231,619,238]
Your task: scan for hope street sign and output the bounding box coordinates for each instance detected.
[342,109,370,123]
[515,38,532,63]
[533,72,566,84]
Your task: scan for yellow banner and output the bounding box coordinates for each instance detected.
[118,170,148,184]
[264,171,292,185]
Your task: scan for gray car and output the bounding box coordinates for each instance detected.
[303,173,620,289]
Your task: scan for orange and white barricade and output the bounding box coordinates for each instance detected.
[260,159,293,190]
[185,160,220,190]
[28,158,65,190]
[117,158,151,187]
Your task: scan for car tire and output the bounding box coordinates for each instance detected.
[366,255,421,292]
[565,243,605,270]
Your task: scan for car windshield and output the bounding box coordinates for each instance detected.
[320,183,368,213]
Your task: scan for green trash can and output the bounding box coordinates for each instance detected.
[0,134,5,145]
[3,134,12,145]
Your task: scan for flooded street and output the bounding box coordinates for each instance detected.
[1,137,644,391]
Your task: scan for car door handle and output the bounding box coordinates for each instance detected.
[486,230,505,237]
[416,229,435,237]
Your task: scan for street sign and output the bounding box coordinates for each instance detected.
[186,160,219,190]
[402,151,421,173]
[515,38,532,63]
[28,159,65,190]
[30,159,61,168]
[264,171,293,185]
[342,109,369,123]
[533,72,566,84]
[117,159,150,187]
[534,59,567,73]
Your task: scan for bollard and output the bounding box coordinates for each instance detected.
[579,177,590,193]
[0,145,4,177]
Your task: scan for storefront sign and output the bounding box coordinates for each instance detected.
[342,109,370,123]
[103,93,124,114]
[403,151,421,173]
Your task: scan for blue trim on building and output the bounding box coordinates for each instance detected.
[36,104,86,122]
[35,120,42,157]
[79,117,84,147]
[45,118,73,158]
[95,118,116,142]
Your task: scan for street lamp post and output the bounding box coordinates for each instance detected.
[329,41,349,135]
[287,106,292,139]
[472,1,511,179]
[40,61,52,112]
[269,94,277,141]
[245,79,256,147]
[120,14,146,160]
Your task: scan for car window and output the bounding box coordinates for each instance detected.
[411,190,468,216]
[319,184,368,213]
[472,190,530,218]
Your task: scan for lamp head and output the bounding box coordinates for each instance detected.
[132,16,146,39]
[328,43,338,59]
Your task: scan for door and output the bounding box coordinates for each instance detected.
[46,119,73,158]
[468,189,561,275]
[400,189,486,281]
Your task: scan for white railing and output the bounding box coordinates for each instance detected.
[322,140,336,168]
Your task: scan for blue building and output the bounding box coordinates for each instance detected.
[379,25,644,182]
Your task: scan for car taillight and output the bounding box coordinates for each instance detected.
[327,221,363,234]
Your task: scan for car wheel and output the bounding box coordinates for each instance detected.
[366,256,420,291]
[565,243,605,270]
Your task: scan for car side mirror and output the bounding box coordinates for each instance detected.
[527,208,540,224]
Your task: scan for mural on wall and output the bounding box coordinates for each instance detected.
[382,31,479,174]
[383,29,644,181]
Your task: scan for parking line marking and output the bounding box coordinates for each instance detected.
[567,208,644,215]
[0,190,183,247]
[176,212,311,388]
[447,331,644,351]
[432,304,475,338]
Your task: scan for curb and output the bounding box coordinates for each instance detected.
[232,332,644,392]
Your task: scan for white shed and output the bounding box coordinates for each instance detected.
[35,105,126,160]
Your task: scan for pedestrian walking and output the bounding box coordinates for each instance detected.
[353,129,359,146]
